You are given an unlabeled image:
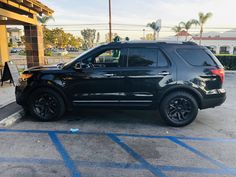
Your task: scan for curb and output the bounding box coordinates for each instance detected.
[0,109,24,127]
[225,70,236,74]
[0,100,15,109]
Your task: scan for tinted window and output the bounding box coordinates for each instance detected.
[177,49,216,66]
[158,50,169,67]
[94,49,121,64]
[82,49,121,68]
[128,48,157,67]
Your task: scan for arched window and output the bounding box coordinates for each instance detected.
[220,46,230,54]
[233,47,236,55]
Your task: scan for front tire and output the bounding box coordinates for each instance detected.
[28,88,65,121]
[160,91,198,127]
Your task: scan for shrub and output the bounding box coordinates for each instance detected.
[44,49,54,56]
[216,55,236,70]
[19,50,26,56]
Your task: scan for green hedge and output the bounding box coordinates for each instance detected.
[216,55,236,70]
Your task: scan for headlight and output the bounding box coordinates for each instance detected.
[20,73,33,80]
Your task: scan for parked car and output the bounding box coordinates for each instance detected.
[16,41,226,127]
[67,47,79,52]
[10,48,23,53]
[53,48,68,56]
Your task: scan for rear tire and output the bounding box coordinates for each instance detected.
[159,91,198,127]
[28,88,65,121]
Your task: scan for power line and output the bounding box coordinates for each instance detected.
[46,23,236,30]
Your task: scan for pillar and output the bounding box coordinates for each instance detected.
[216,46,220,55]
[24,25,45,68]
[229,46,234,55]
[0,25,9,66]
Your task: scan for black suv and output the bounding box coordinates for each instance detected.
[16,41,226,127]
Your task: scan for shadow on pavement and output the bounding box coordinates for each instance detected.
[22,108,167,127]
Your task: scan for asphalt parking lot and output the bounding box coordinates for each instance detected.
[0,71,236,177]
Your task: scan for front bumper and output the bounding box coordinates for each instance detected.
[15,80,28,106]
[15,86,24,105]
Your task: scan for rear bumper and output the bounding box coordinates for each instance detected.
[200,91,226,109]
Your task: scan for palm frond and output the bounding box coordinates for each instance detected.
[198,12,212,24]
[172,25,182,33]
[37,15,55,25]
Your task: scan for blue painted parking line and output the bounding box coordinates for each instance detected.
[74,160,144,170]
[0,128,236,176]
[168,137,236,175]
[48,132,81,177]
[0,157,63,165]
[158,165,232,175]
[108,133,166,177]
[1,156,236,176]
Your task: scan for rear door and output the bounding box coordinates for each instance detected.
[120,47,172,106]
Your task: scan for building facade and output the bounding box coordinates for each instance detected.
[192,37,236,55]
[7,27,23,47]
[171,31,236,55]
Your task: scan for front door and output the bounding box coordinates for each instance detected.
[67,47,126,106]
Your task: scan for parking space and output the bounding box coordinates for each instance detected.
[0,71,236,177]
[0,129,236,177]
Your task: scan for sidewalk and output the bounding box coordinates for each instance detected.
[0,84,22,124]
[0,84,15,109]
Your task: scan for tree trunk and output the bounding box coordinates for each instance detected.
[185,30,188,41]
[153,31,156,40]
[199,26,203,45]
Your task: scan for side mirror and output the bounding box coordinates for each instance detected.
[74,62,82,70]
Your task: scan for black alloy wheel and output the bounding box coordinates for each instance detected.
[29,88,65,121]
[160,91,198,127]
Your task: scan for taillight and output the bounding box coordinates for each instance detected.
[210,68,225,83]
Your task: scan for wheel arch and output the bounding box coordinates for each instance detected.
[158,86,203,108]
[26,83,72,111]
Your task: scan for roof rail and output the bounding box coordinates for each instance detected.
[182,41,198,45]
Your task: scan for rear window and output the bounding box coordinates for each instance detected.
[177,48,216,66]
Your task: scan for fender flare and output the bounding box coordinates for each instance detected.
[158,85,203,108]
[25,81,72,111]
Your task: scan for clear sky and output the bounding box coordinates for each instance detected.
[40,0,236,40]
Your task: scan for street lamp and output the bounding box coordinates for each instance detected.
[108,0,112,42]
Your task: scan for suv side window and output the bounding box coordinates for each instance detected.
[94,49,121,64]
[128,48,157,67]
[158,50,169,67]
[177,48,216,66]
[83,48,121,68]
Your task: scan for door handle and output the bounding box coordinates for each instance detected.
[158,71,170,76]
[104,73,115,77]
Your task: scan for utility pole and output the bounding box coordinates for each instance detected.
[142,29,146,40]
[109,0,112,42]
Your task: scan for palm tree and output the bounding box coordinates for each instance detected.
[179,20,198,41]
[172,25,182,41]
[196,12,213,45]
[37,15,54,29]
[147,22,160,40]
